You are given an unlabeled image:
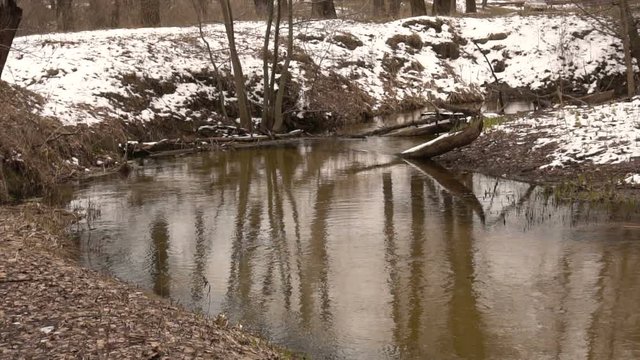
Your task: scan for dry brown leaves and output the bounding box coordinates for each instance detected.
[0,204,286,359]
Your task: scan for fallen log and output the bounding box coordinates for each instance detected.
[400,118,483,159]
[124,130,306,158]
[384,118,464,137]
[355,112,466,137]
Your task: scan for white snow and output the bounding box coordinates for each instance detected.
[624,174,640,185]
[491,97,640,168]
[2,15,624,126]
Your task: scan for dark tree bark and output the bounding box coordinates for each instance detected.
[254,0,269,17]
[0,0,22,80]
[311,0,337,19]
[110,0,120,27]
[410,0,427,16]
[90,0,107,28]
[433,0,453,15]
[373,0,385,17]
[389,0,401,17]
[620,0,640,74]
[466,0,476,13]
[140,0,160,27]
[56,0,73,31]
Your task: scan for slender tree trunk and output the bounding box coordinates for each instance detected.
[273,0,294,132]
[620,0,640,81]
[481,0,488,8]
[466,0,476,13]
[433,0,453,15]
[90,0,107,28]
[0,0,22,78]
[219,0,252,129]
[373,0,386,17]
[56,0,73,31]
[255,0,269,17]
[110,0,120,27]
[311,0,337,19]
[140,0,160,27]
[389,0,401,17]
[411,0,427,16]
[262,0,275,130]
[620,0,636,97]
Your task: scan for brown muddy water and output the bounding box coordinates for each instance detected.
[69,138,640,359]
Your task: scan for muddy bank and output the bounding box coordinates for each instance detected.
[0,204,291,359]
[437,118,640,201]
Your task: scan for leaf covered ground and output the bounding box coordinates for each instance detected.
[0,204,290,359]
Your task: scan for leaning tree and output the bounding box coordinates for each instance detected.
[0,0,22,78]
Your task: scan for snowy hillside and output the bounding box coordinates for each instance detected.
[2,15,624,126]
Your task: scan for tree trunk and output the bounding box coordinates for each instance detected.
[0,0,22,78]
[0,0,22,76]
[140,0,160,27]
[466,0,476,13]
[620,0,640,94]
[373,0,385,17]
[110,0,120,27]
[389,0,401,17]
[56,0,73,31]
[620,0,636,97]
[311,0,337,19]
[433,0,453,15]
[219,0,252,130]
[273,0,294,132]
[90,0,107,28]
[410,0,427,16]
[400,118,483,158]
[255,0,269,17]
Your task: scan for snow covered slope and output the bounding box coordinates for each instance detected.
[2,15,624,125]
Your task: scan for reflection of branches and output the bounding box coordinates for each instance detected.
[487,184,536,227]
[404,159,486,224]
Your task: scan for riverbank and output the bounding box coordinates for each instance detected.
[438,98,640,200]
[0,204,291,359]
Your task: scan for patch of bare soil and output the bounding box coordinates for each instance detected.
[437,126,640,200]
[0,204,289,359]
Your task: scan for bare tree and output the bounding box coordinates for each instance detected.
[389,0,401,17]
[110,0,121,27]
[410,0,427,16]
[218,0,252,129]
[255,0,269,17]
[90,0,107,28]
[140,0,160,27]
[312,0,337,19]
[373,0,386,17]
[466,0,476,13]
[433,0,454,15]
[0,0,22,78]
[56,0,73,31]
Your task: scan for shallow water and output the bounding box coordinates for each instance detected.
[70,138,640,359]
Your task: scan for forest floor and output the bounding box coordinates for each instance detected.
[0,204,293,359]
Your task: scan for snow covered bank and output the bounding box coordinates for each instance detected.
[493,98,640,169]
[2,15,624,127]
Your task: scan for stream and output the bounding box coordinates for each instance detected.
[68,138,640,359]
